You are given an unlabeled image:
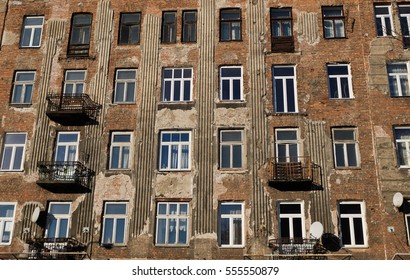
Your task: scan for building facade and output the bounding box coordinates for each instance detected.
[0,0,409,260]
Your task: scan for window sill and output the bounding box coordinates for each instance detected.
[155,244,190,248]
[105,170,133,177]
[329,97,355,100]
[216,101,246,109]
[110,102,136,106]
[218,168,248,174]
[323,37,348,40]
[19,46,41,49]
[342,245,369,249]
[267,112,307,117]
[334,167,361,170]
[219,245,245,249]
[156,169,192,174]
[9,103,32,107]
[158,102,195,110]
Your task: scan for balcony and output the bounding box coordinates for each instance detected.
[26,238,87,260]
[37,161,93,193]
[45,93,101,125]
[269,156,321,190]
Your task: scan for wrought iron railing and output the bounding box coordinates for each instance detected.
[26,238,87,260]
[37,161,92,189]
[269,238,319,255]
[67,44,90,56]
[46,93,101,122]
[270,156,321,186]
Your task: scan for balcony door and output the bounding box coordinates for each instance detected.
[275,128,299,163]
[54,132,79,180]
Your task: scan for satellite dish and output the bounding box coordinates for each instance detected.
[393,192,404,208]
[31,206,40,223]
[310,221,324,239]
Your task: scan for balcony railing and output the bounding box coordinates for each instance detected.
[269,156,321,189]
[37,161,93,192]
[26,238,87,260]
[46,93,101,124]
[67,44,90,57]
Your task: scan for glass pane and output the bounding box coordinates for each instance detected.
[334,130,354,140]
[397,142,409,166]
[126,83,135,102]
[181,145,189,169]
[271,9,291,19]
[280,218,290,238]
[161,145,169,169]
[232,79,241,99]
[46,217,57,238]
[347,144,358,166]
[274,67,294,76]
[340,203,361,214]
[275,79,284,112]
[329,78,338,98]
[180,204,188,215]
[25,17,44,25]
[233,218,242,245]
[158,204,167,215]
[115,219,125,244]
[178,219,187,244]
[163,69,172,79]
[50,204,70,214]
[113,134,130,143]
[340,77,350,98]
[184,81,191,100]
[289,144,298,160]
[170,145,178,169]
[106,203,126,215]
[181,133,189,142]
[21,29,31,46]
[221,204,241,215]
[33,28,42,45]
[293,217,303,238]
[0,205,15,217]
[55,146,66,162]
[156,219,166,244]
[277,130,297,140]
[400,76,409,96]
[5,133,26,144]
[280,203,301,214]
[232,23,241,40]
[163,81,171,101]
[220,218,230,245]
[73,14,91,25]
[12,85,23,103]
[66,71,85,81]
[221,145,230,168]
[323,7,343,17]
[111,147,119,168]
[222,80,230,100]
[335,19,345,37]
[16,72,35,81]
[221,68,241,77]
[59,219,68,238]
[24,85,33,103]
[221,22,230,41]
[121,147,129,168]
[58,133,78,143]
[328,65,348,75]
[12,147,23,170]
[340,217,351,245]
[221,131,242,142]
[174,69,182,78]
[232,145,242,168]
[1,148,11,170]
[117,70,136,80]
[130,26,140,44]
[324,20,334,38]
[353,218,364,245]
[168,218,176,244]
[1,221,12,243]
[272,21,281,36]
[103,218,114,243]
[395,128,410,139]
[335,144,345,167]
[277,144,287,160]
[174,80,181,101]
[286,79,295,112]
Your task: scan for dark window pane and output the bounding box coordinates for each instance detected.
[280,218,290,238]
[280,203,301,214]
[340,204,361,214]
[293,218,303,238]
[353,218,364,245]
[340,217,351,245]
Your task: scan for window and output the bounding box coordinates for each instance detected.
[219,66,243,101]
[278,202,305,241]
[182,11,197,43]
[275,128,299,163]
[270,8,294,52]
[11,71,35,105]
[332,128,360,168]
[394,127,410,168]
[161,68,192,102]
[114,69,137,103]
[322,6,345,38]
[0,203,16,245]
[68,13,92,56]
[338,201,367,247]
[159,131,191,171]
[374,5,393,36]
[63,70,86,96]
[20,16,44,48]
[387,63,410,97]
[399,5,410,48]
[327,64,353,99]
[220,8,241,41]
[102,202,128,245]
[1,133,26,171]
[405,200,410,244]
[109,132,131,170]
[55,132,79,162]
[219,202,244,247]
[45,202,71,238]
[118,12,141,45]
[162,12,176,43]
[219,130,243,169]
[272,65,298,112]
[156,202,189,245]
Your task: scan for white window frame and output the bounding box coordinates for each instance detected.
[161,68,193,102]
[45,202,72,239]
[159,131,191,171]
[114,69,137,103]
[332,128,360,168]
[219,202,244,248]
[272,65,298,113]
[399,5,410,40]
[0,203,16,245]
[387,62,410,97]
[278,201,305,240]
[338,201,368,248]
[405,201,410,245]
[327,64,354,99]
[1,133,27,171]
[109,132,132,170]
[394,127,410,168]
[63,70,86,96]
[219,66,243,101]
[219,130,244,169]
[374,5,394,36]
[20,16,44,48]
[11,71,36,104]
[54,132,79,162]
[101,202,128,246]
[155,202,189,246]
[275,128,300,163]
